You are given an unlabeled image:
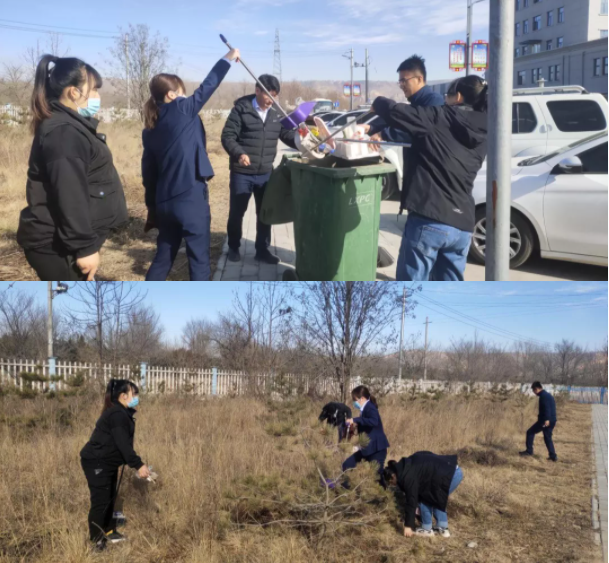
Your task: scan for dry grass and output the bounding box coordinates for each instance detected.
[0,115,231,281]
[0,388,600,563]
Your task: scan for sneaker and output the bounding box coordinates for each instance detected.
[113,511,127,526]
[105,530,127,544]
[415,528,435,537]
[433,527,451,538]
[519,450,533,456]
[227,248,241,262]
[93,538,107,552]
[255,250,280,265]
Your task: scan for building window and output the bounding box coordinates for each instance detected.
[556,64,561,81]
[533,0,541,3]
[548,64,561,82]
[516,0,520,10]
[523,0,529,6]
[515,47,520,58]
[517,70,527,85]
[601,0,608,15]
[546,39,553,50]
[594,58,602,76]
[557,36,564,48]
[601,30,608,38]
[522,45,529,55]
[532,43,541,53]
[533,15,542,30]
[558,7,564,23]
[547,10,553,26]
[523,19,530,33]
[532,67,543,82]
[605,57,608,76]
[515,22,521,36]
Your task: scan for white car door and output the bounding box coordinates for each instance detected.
[511,99,548,156]
[543,140,608,258]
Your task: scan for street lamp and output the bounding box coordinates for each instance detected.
[466,0,487,76]
[48,282,69,390]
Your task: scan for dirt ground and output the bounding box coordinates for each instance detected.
[0,115,231,281]
[0,389,600,563]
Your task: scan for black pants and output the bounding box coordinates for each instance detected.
[24,247,87,281]
[526,420,557,458]
[227,172,272,253]
[81,461,119,542]
[342,448,388,488]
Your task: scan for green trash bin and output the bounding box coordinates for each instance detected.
[285,157,396,281]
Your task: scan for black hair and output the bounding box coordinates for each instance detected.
[455,74,488,113]
[351,385,378,407]
[446,78,460,98]
[257,74,281,94]
[396,54,427,81]
[102,379,139,413]
[531,381,543,390]
[382,459,399,485]
[30,54,102,132]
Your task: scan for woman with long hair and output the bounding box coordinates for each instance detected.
[17,55,127,280]
[343,385,390,486]
[80,379,149,551]
[141,47,240,280]
[372,74,488,281]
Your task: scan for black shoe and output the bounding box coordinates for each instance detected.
[548,456,557,462]
[227,248,241,262]
[255,250,280,265]
[105,530,127,544]
[519,450,533,456]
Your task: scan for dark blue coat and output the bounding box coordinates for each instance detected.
[353,401,390,456]
[538,390,557,423]
[142,59,231,208]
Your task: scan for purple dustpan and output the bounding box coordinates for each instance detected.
[281,101,316,130]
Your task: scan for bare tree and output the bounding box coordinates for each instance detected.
[293,282,407,401]
[554,339,586,386]
[117,304,163,364]
[107,24,170,115]
[182,318,215,358]
[0,64,30,106]
[24,33,69,82]
[0,290,49,358]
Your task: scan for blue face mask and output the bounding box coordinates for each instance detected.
[76,95,101,118]
[353,401,361,411]
[127,396,139,409]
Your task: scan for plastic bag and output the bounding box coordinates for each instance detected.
[259,155,295,226]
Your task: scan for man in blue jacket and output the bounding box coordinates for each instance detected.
[520,381,558,461]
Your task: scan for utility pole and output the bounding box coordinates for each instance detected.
[350,48,354,111]
[125,33,131,112]
[398,287,406,380]
[486,0,514,280]
[364,48,369,103]
[423,317,431,381]
[47,282,68,391]
[273,28,282,85]
[466,0,473,76]
[343,281,354,401]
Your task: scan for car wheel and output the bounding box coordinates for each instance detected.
[381,172,398,201]
[469,208,535,268]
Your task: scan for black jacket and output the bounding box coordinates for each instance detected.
[538,390,557,423]
[17,101,128,258]
[392,451,458,530]
[372,97,488,232]
[80,403,144,470]
[221,95,297,175]
[319,402,352,427]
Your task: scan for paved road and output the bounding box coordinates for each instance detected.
[592,404,608,563]
[213,146,608,281]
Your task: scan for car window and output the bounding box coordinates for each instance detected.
[577,142,608,173]
[512,103,537,133]
[519,131,607,166]
[331,112,364,126]
[546,100,607,132]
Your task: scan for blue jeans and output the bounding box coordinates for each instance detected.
[419,466,464,530]
[396,213,472,281]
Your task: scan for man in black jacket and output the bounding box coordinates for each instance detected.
[520,381,558,461]
[221,74,297,264]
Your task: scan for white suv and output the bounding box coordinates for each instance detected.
[379,86,609,199]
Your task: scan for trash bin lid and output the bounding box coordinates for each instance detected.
[287,158,396,179]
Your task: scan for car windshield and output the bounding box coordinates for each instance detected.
[518,131,608,166]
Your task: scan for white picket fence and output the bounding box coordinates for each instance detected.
[0,358,606,403]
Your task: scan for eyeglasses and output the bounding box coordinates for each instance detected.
[398,76,421,85]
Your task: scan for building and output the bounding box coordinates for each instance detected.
[514,0,608,94]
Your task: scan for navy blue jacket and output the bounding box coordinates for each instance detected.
[353,401,390,456]
[537,390,557,423]
[142,59,231,208]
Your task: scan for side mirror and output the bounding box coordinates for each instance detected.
[554,155,583,175]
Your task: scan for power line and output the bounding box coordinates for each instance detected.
[0,18,118,35]
[0,23,118,40]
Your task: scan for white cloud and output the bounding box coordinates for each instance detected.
[254,30,269,36]
[555,284,606,294]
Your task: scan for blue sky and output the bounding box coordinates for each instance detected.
[1,281,607,350]
[0,0,490,84]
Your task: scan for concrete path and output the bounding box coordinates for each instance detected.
[213,146,608,281]
[592,404,608,562]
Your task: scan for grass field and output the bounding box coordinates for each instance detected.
[0,116,231,281]
[0,386,600,563]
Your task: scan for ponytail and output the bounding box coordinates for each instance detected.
[30,54,103,133]
[351,385,378,407]
[455,75,488,114]
[144,73,186,130]
[472,84,488,113]
[102,378,139,414]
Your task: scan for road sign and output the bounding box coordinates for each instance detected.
[333,101,340,108]
[449,41,466,71]
[471,40,489,71]
[343,83,362,96]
